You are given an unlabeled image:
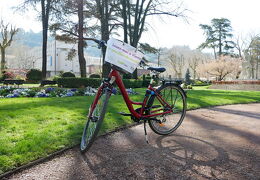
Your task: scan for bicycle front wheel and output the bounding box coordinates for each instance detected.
[80,87,110,152]
[148,84,187,135]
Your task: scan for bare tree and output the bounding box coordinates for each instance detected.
[234,34,247,59]
[244,34,260,79]
[197,55,242,81]
[188,50,211,79]
[0,20,19,73]
[95,0,121,77]
[7,43,35,69]
[120,0,187,78]
[168,53,184,78]
[18,0,57,79]
[165,47,188,78]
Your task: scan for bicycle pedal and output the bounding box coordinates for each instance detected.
[118,112,132,116]
[159,123,165,127]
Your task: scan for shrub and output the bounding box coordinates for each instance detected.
[89,74,101,78]
[122,79,143,88]
[26,69,42,82]
[15,75,26,80]
[61,72,76,78]
[187,85,193,89]
[57,77,152,88]
[122,73,132,79]
[2,71,15,80]
[142,80,150,87]
[185,68,192,85]
[192,79,211,86]
[52,75,60,82]
[145,74,151,80]
[57,77,101,88]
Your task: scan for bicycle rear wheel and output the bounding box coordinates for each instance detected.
[80,87,110,152]
[148,84,186,135]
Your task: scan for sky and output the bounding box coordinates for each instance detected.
[0,0,260,50]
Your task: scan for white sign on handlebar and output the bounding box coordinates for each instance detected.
[105,38,144,73]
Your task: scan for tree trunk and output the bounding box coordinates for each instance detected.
[218,27,222,56]
[121,0,128,43]
[42,27,48,79]
[192,69,196,79]
[78,0,86,77]
[213,47,217,59]
[41,0,51,80]
[251,65,255,79]
[0,48,5,73]
[256,61,259,79]
[100,0,111,78]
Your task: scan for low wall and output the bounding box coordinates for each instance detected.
[209,80,260,91]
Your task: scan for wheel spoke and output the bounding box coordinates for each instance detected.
[149,85,186,135]
[80,89,110,152]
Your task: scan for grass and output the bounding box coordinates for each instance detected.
[0,88,260,174]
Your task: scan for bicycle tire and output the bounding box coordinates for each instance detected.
[80,87,110,152]
[148,83,187,135]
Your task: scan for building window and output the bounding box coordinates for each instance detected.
[50,56,52,66]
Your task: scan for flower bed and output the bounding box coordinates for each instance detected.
[0,87,138,98]
[0,87,97,98]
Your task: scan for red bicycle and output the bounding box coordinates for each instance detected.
[80,39,187,152]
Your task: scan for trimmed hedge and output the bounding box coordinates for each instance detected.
[122,73,132,79]
[57,77,102,88]
[61,72,76,78]
[57,77,151,88]
[89,74,101,78]
[122,79,151,88]
[122,79,143,88]
[212,80,260,85]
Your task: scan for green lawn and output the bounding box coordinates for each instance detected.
[0,88,260,174]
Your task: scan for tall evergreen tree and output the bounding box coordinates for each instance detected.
[185,68,191,85]
[199,18,235,58]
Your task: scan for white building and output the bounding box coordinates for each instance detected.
[7,40,102,77]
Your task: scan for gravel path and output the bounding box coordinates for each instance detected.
[5,103,260,180]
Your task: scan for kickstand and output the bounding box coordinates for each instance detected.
[144,120,149,144]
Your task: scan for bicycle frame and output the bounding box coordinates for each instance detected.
[96,69,173,120]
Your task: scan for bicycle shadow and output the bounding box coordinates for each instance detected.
[77,133,234,180]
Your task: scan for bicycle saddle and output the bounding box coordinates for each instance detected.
[147,67,166,73]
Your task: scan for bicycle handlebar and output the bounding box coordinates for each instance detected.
[83,38,151,67]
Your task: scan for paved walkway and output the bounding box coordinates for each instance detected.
[6,104,260,180]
